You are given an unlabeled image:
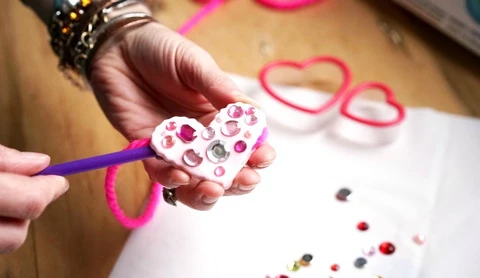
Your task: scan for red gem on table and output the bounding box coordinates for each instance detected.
[379,242,395,255]
[275,275,289,278]
[357,221,369,231]
[330,264,340,271]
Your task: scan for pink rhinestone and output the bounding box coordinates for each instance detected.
[413,234,426,245]
[244,131,251,138]
[234,141,247,152]
[362,246,375,256]
[215,117,222,123]
[202,127,215,140]
[182,149,203,167]
[161,135,175,148]
[161,131,167,136]
[245,115,258,125]
[227,105,244,118]
[221,120,240,137]
[245,106,256,115]
[214,166,225,176]
[166,121,177,131]
[177,124,197,142]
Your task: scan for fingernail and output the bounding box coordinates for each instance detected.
[255,160,274,169]
[53,178,69,200]
[201,195,219,204]
[22,152,49,161]
[172,180,189,186]
[238,184,256,191]
[232,91,259,107]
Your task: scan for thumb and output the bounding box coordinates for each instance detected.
[184,50,259,110]
[0,145,50,175]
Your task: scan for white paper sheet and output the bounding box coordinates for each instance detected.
[109,74,480,278]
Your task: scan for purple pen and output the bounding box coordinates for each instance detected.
[34,146,157,176]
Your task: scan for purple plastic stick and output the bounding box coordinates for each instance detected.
[35,146,157,176]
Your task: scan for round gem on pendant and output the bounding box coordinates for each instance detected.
[234,140,247,153]
[207,140,230,163]
[227,105,244,118]
[379,242,395,255]
[161,135,175,148]
[354,257,367,269]
[330,264,339,271]
[182,149,203,167]
[166,121,177,131]
[245,114,258,125]
[221,120,241,137]
[357,221,369,231]
[246,106,256,115]
[202,127,215,140]
[214,166,225,177]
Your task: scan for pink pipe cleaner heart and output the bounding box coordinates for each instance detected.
[259,56,353,114]
[340,82,406,127]
[150,102,267,190]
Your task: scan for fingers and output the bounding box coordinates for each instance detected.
[0,173,69,220]
[143,158,191,188]
[247,142,276,169]
[225,167,261,196]
[0,217,29,254]
[181,47,258,110]
[175,179,225,211]
[0,144,50,175]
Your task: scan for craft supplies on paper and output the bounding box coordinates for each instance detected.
[109,73,480,278]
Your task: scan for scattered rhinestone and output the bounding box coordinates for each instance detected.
[336,188,353,201]
[379,242,395,255]
[286,261,300,272]
[357,221,369,231]
[354,257,367,269]
[413,234,426,245]
[330,264,340,271]
[362,246,376,257]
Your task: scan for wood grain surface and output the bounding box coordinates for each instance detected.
[0,0,479,277]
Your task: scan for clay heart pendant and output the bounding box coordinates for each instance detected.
[150,102,267,190]
[340,82,406,127]
[259,55,353,114]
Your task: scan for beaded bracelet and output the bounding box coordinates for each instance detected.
[48,0,153,89]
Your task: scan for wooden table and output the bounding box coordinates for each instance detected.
[1,0,479,277]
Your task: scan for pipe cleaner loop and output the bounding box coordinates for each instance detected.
[105,138,162,229]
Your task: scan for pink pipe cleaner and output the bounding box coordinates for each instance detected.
[105,138,162,229]
[177,0,225,35]
[255,0,323,10]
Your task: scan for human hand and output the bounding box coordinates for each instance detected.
[88,22,276,210]
[0,145,69,254]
